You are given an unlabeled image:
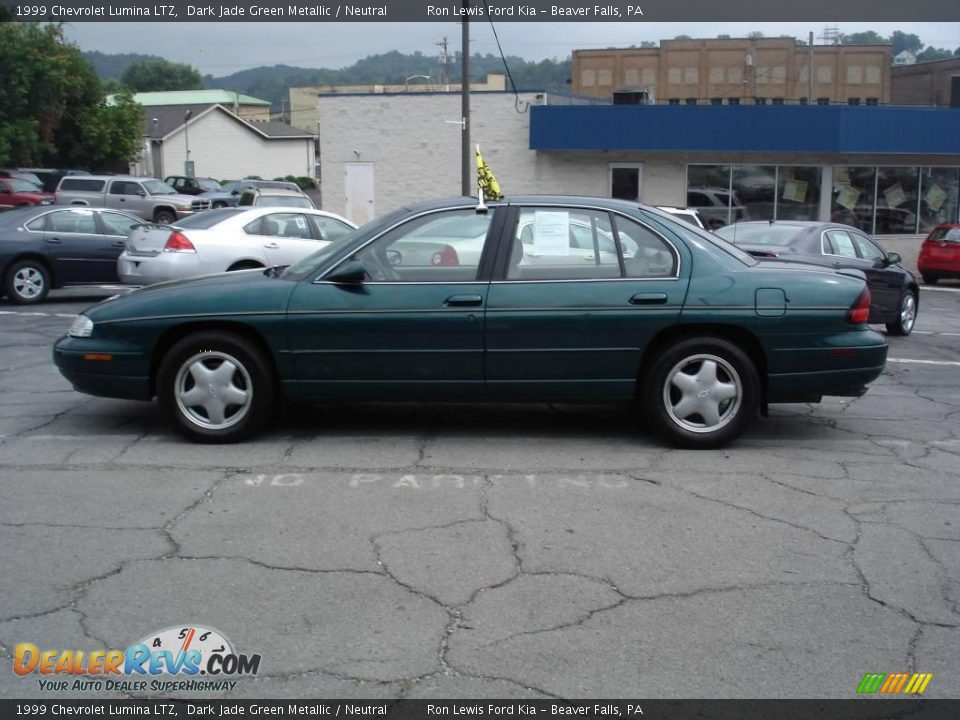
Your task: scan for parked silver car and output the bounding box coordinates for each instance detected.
[117,207,356,285]
[56,175,210,224]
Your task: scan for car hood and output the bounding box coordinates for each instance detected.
[84,269,296,323]
[197,190,232,199]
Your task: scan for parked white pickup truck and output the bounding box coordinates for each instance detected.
[55,175,210,224]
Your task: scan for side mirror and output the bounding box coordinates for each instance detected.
[325,260,366,284]
[885,252,901,266]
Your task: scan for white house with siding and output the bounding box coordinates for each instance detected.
[131,103,316,182]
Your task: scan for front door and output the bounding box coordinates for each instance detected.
[286,207,497,400]
[41,208,116,284]
[485,204,690,400]
[344,162,375,226]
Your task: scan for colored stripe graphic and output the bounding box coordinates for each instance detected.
[858,672,933,694]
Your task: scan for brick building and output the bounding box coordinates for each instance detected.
[572,38,891,106]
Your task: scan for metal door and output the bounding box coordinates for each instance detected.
[344,162,375,226]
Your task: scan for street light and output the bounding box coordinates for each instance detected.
[183,109,193,177]
[405,75,431,91]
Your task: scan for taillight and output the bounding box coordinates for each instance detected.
[163,231,196,253]
[431,246,459,266]
[846,287,871,325]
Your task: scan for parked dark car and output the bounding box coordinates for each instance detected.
[0,206,142,304]
[164,176,223,196]
[17,168,90,194]
[715,220,919,336]
[0,178,55,210]
[917,224,960,285]
[198,180,302,208]
[54,197,887,448]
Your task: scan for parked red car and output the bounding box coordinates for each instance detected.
[0,178,54,211]
[918,224,960,284]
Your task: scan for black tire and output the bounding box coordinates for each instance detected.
[642,336,760,449]
[157,331,276,443]
[154,209,176,224]
[921,273,938,285]
[4,259,50,304]
[212,201,227,209]
[886,289,918,336]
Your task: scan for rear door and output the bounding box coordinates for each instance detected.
[485,204,690,399]
[286,206,499,401]
[246,212,326,267]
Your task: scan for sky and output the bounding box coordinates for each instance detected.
[63,22,960,77]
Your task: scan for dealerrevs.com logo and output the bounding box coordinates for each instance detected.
[14,625,261,693]
[856,672,933,695]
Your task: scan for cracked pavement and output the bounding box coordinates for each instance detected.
[0,287,958,700]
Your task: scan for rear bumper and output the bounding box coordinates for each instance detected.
[118,252,205,285]
[767,329,888,403]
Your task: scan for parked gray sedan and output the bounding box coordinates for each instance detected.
[715,220,919,336]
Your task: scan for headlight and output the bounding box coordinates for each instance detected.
[68,315,94,338]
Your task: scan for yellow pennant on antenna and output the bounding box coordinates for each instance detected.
[476,145,503,201]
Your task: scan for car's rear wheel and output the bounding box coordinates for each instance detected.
[4,259,50,304]
[157,331,275,443]
[886,290,917,336]
[154,209,176,224]
[921,273,938,285]
[643,337,759,449]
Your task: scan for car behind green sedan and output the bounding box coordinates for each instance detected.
[54,197,888,449]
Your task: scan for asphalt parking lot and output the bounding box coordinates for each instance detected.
[1,285,959,700]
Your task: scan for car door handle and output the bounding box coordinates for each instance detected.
[263,242,280,249]
[45,237,62,244]
[111,241,126,248]
[444,294,483,307]
[629,292,668,305]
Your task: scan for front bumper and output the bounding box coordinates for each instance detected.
[53,336,152,401]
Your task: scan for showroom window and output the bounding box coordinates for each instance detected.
[688,165,823,227]
[832,166,876,233]
[919,167,960,233]
[875,167,920,234]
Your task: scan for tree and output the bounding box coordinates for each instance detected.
[120,58,204,92]
[891,31,923,56]
[748,31,765,39]
[0,23,142,169]
[916,47,954,62]
[842,31,887,45]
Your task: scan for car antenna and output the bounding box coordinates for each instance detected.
[475,185,488,214]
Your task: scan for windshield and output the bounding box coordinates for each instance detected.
[716,223,804,246]
[282,206,409,280]
[7,180,41,193]
[143,179,176,195]
[198,179,221,191]
[255,195,311,208]
[647,207,758,266]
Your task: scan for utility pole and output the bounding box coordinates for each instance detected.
[807,31,814,102]
[437,36,451,86]
[461,8,470,197]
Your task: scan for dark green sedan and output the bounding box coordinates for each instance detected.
[54,197,888,449]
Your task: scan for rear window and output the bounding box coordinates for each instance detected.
[929,227,960,242]
[715,223,804,246]
[59,178,105,192]
[175,208,246,229]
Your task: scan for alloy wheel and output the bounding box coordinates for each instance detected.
[663,353,742,434]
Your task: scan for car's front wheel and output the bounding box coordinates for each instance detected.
[886,290,917,336]
[4,259,50,304]
[157,331,276,443]
[643,337,760,449]
[154,209,176,224]
[921,273,938,285]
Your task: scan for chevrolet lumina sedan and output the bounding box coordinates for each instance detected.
[54,197,888,448]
